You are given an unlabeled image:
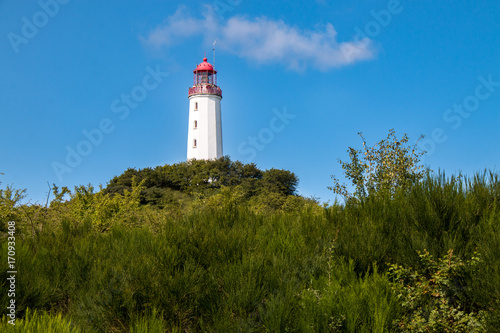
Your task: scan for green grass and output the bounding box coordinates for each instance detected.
[0,171,499,332]
[0,308,83,332]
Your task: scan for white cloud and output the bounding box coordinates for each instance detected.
[144,6,217,48]
[143,6,376,72]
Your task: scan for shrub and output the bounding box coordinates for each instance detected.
[389,249,486,332]
[329,129,426,202]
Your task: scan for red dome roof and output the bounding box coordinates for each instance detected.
[194,57,217,73]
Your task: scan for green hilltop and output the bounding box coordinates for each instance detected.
[1,131,499,332]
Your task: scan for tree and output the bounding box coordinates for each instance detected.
[261,168,298,196]
[329,129,427,201]
[103,157,299,208]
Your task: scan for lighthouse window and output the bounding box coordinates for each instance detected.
[193,139,197,148]
[201,73,208,84]
[194,120,198,129]
[194,102,198,111]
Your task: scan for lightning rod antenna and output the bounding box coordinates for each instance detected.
[213,40,217,69]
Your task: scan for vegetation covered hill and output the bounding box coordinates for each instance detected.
[1,142,499,331]
[102,157,306,213]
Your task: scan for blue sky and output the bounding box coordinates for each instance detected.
[1,0,499,204]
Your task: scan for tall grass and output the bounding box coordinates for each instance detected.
[0,171,499,331]
[0,308,82,332]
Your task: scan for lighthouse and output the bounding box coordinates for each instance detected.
[187,57,223,160]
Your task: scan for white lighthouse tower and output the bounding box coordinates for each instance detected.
[187,57,223,160]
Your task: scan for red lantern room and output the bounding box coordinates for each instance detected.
[188,57,222,98]
[194,57,217,85]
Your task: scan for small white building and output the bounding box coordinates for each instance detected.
[187,57,223,160]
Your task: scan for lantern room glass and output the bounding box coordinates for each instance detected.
[194,71,216,85]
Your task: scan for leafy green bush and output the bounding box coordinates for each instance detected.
[329,129,426,201]
[103,157,301,212]
[0,175,26,233]
[389,250,486,332]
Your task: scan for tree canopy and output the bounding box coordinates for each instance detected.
[329,129,427,202]
[104,156,300,210]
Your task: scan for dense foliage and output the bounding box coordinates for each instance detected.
[103,157,302,214]
[1,166,499,332]
[329,129,426,201]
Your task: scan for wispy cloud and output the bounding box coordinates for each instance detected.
[143,6,376,72]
